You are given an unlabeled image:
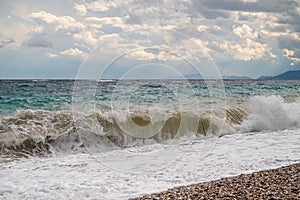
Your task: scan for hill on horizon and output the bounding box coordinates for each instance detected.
[258,70,300,80]
[182,74,252,80]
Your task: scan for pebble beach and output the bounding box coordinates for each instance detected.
[132,163,300,200]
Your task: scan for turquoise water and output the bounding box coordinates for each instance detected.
[1,79,300,115]
[1,79,300,157]
[0,80,73,115]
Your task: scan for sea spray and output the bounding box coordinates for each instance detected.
[3,96,300,157]
[0,107,248,156]
[240,95,300,132]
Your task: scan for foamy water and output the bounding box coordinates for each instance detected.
[0,129,299,199]
[0,80,300,199]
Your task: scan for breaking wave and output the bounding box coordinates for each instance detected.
[240,95,300,132]
[0,107,247,157]
[1,95,299,157]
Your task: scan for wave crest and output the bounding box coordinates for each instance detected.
[0,107,248,156]
[3,95,299,157]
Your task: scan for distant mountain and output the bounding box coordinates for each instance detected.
[258,70,300,80]
[222,75,252,80]
[183,74,252,80]
[257,75,272,80]
[184,74,202,79]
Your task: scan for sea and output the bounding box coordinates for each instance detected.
[0,79,300,199]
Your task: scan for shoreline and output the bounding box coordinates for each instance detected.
[131,163,300,200]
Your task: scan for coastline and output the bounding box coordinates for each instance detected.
[131,163,300,200]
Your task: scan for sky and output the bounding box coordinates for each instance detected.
[0,0,300,79]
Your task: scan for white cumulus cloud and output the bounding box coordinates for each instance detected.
[74,3,87,16]
[60,48,85,57]
[30,11,85,31]
[233,24,258,39]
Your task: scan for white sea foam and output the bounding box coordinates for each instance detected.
[241,95,300,132]
[0,129,299,199]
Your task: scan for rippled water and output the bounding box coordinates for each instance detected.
[1,79,300,115]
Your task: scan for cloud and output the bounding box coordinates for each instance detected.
[30,11,56,23]
[283,48,300,63]
[73,30,99,47]
[219,39,276,61]
[241,0,257,2]
[284,48,295,58]
[197,25,209,32]
[0,37,14,48]
[73,0,125,17]
[86,1,109,12]
[0,16,35,47]
[200,0,298,13]
[74,3,87,16]
[60,48,85,57]
[46,52,57,58]
[85,17,123,25]
[85,1,121,12]
[27,38,53,48]
[30,11,85,31]
[69,0,298,65]
[1,0,300,79]
[233,24,258,39]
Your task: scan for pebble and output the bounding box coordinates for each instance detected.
[131,163,300,200]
